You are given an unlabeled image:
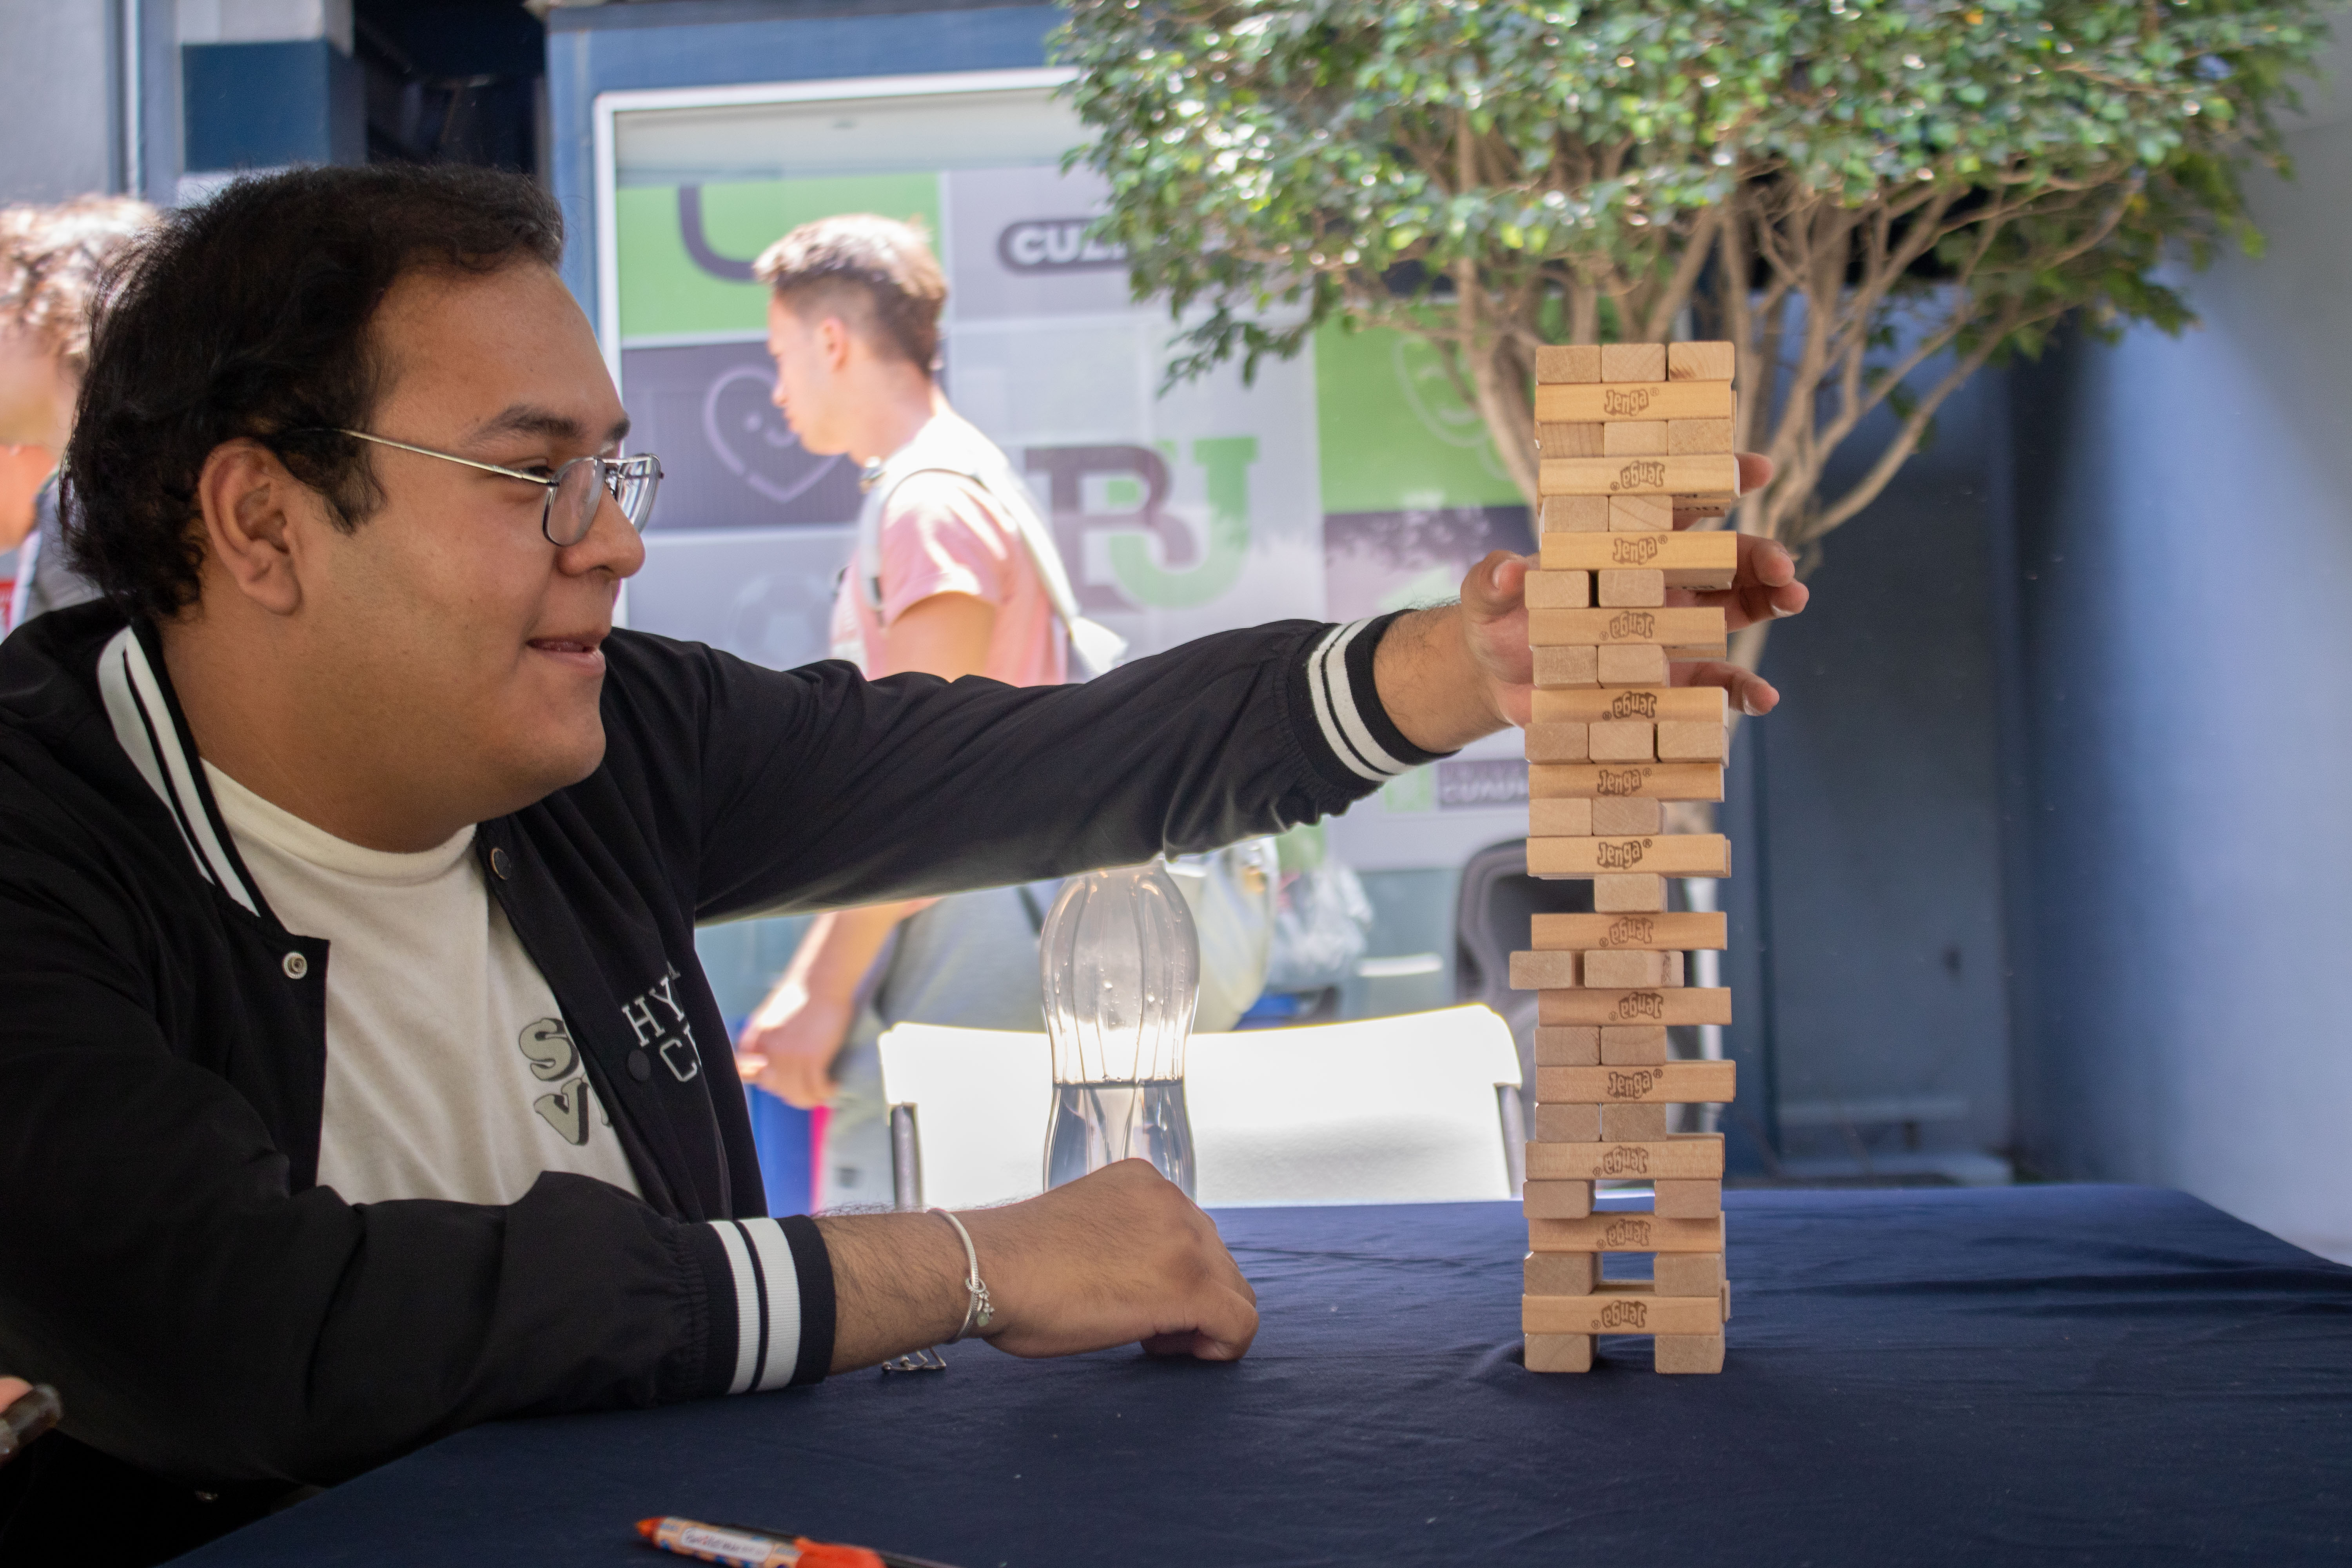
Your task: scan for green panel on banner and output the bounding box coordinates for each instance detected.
[1313,322,1523,513]
[616,174,942,341]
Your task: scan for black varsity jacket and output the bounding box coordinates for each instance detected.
[0,602,1435,1547]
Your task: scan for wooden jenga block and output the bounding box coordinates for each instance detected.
[1581,949,1667,989]
[1653,1334,1726,1374]
[1601,1025,1669,1064]
[1526,762,1724,801]
[1540,530,1736,589]
[1533,686,1725,726]
[1602,421,1667,457]
[1532,911,1728,951]
[1586,720,1655,763]
[1601,342,1668,383]
[1529,1212,1723,1254]
[1524,1250,1600,1295]
[1722,1281,1732,1322]
[1527,797,1593,838]
[1541,987,1731,1026]
[1524,569,1591,609]
[1535,1062,1738,1105]
[1522,1179,1594,1220]
[1601,1102,1671,1142]
[1540,495,1609,532]
[1527,607,1725,651]
[1532,646,1599,688]
[1654,1178,1723,1218]
[1523,1285,1723,1336]
[1509,951,1581,989]
[1525,1133,1724,1180]
[1524,1334,1594,1373]
[1523,724,1589,764]
[1534,380,1733,423]
[1591,796,1665,835]
[1596,569,1665,608]
[1610,494,1675,531]
[1526,834,1731,879]
[1668,418,1735,456]
[1532,1025,1601,1066]
[1533,1103,1601,1142]
[1534,344,1602,383]
[1657,720,1728,762]
[1592,874,1667,912]
[1653,1252,1725,1297]
[1537,455,1740,499]
[1663,951,1685,986]
[1596,645,1671,686]
[1535,422,1605,458]
[1667,341,1736,381]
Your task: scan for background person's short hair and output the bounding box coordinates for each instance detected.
[754,214,947,372]
[0,196,158,377]
[63,165,563,623]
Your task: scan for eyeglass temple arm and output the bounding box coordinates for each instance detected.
[336,430,555,489]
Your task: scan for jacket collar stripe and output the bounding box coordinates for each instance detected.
[739,1218,803,1393]
[96,627,260,916]
[711,1221,763,1396]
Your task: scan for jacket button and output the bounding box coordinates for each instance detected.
[627,1049,653,1082]
[490,847,512,880]
[282,952,308,980]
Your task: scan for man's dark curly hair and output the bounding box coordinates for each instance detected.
[62,164,564,622]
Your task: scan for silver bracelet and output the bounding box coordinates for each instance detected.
[929,1206,995,1343]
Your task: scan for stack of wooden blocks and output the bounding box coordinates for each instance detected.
[1512,340,1742,1376]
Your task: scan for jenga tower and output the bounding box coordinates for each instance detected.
[1511,340,1740,1375]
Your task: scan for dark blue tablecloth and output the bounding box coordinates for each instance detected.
[180,1186,2352,1566]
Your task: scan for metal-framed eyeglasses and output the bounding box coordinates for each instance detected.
[331,429,662,546]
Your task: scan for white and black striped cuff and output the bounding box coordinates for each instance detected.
[690,1214,835,1394]
[1292,614,1448,790]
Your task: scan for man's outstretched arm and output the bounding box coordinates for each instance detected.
[1373,452,1805,753]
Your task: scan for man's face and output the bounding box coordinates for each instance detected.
[292,262,644,822]
[765,296,850,456]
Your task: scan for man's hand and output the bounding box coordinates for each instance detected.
[735,979,857,1109]
[817,1160,1259,1372]
[1375,452,1804,750]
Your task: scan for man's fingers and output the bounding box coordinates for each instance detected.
[1462,549,1530,620]
[1675,661,1780,717]
[1735,451,1774,494]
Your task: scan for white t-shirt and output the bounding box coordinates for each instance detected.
[205,763,642,1207]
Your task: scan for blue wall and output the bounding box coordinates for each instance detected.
[181,38,362,173]
[2004,83,2352,1259]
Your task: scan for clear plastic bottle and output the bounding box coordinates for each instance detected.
[1040,859,1200,1196]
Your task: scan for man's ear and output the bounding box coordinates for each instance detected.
[193,439,319,616]
[816,314,855,374]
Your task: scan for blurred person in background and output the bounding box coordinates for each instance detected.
[734,216,1273,1205]
[0,198,157,629]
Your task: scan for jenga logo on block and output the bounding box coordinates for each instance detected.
[1595,838,1651,869]
[1596,768,1650,796]
[1601,1217,1652,1248]
[1608,691,1658,719]
[1607,611,1657,638]
[1602,388,1655,416]
[1611,462,1667,493]
[1599,1146,1651,1175]
[1606,915,1656,944]
[1611,535,1661,565]
[1614,992,1666,1021]
[1598,1300,1649,1329]
[1608,1069,1665,1098]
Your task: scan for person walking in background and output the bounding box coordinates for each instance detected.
[0,198,156,628]
[733,215,1273,1207]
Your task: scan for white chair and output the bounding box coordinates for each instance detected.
[876,1004,1525,1210]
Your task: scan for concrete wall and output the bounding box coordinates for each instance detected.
[2005,36,2352,1260]
[0,0,123,205]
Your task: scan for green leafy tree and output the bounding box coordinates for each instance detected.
[1061,0,2327,621]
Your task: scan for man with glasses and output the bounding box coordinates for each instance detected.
[0,165,1800,1563]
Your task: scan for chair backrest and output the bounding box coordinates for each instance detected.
[878,1004,1524,1210]
[1454,837,1595,1106]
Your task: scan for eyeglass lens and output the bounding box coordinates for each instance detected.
[547,457,660,546]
